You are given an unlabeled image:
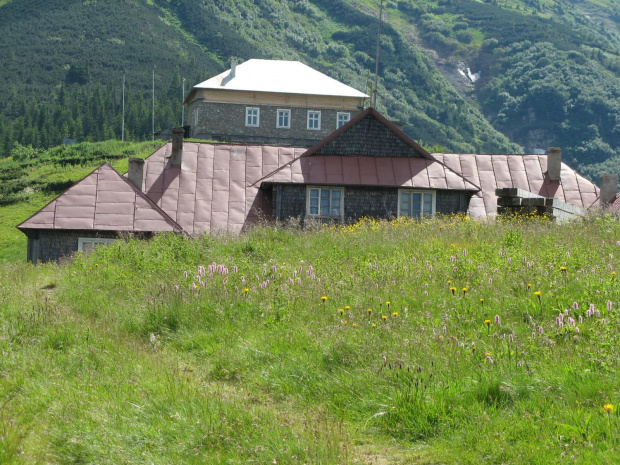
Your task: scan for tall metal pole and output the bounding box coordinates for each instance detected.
[152,66,155,141]
[373,0,384,108]
[182,78,186,127]
[122,73,125,142]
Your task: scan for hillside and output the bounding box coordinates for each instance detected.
[2,218,620,463]
[1,0,620,179]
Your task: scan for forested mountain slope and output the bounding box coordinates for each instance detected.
[2,0,620,182]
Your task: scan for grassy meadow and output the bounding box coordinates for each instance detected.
[1,215,620,463]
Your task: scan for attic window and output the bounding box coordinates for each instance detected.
[336,112,350,129]
[307,110,321,130]
[307,186,343,218]
[78,237,116,254]
[398,190,435,218]
[246,107,260,127]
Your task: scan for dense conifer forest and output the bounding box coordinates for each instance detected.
[2,0,620,180]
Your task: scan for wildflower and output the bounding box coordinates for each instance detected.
[352,323,357,327]
[386,301,391,307]
[480,298,484,305]
[392,312,399,317]
[450,286,457,295]
[484,319,491,325]
[560,266,567,272]
[604,404,615,414]
[509,334,514,343]
[534,291,542,302]
[462,287,468,295]
[244,288,249,293]
[345,305,351,310]
[448,280,452,284]
[321,296,328,302]
[485,352,491,357]
[367,308,373,314]
[338,308,344,315]
[343,320,348,325]
[495,315,500,325]
[381,315,387,320]
[527,283,532,289]
[372,323,377,328]
[608,301,613,312]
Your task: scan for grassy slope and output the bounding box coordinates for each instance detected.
[0,140,165,262]
[1,217,620,463]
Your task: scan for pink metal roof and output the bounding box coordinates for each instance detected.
[256,155,480,192]
[18,163,183,233]
[432,153,601,218]
[143,142,307,235]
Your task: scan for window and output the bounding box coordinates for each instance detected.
[336,112,350,129]
[307,110,321,130]
[245,107,260,127]
[277,109,291,129]
[78,237,116,254]
[307,186,343,218]
[398,190,435,218]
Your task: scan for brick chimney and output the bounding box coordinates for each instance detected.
[171,127,184,166]
[600,174,618,205]
[128,157,144,190]
[547,147,562,181]
[222,59,237,86]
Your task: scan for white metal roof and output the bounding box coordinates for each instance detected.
[193,59,368,98]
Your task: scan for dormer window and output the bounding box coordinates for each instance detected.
[307,110,321,130]
[246,107,260,127]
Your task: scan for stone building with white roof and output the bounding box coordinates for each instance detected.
[183,59,368,146]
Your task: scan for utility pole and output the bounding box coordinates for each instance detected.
[373,0,384,108]
[182,78,186,127]
[152,67,156,141]
[122,73,125,142]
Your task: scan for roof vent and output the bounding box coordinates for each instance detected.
[547,147,562,181]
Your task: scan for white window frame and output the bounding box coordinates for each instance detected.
[397,190,436,218]
[245,107,260,127]
[78,237,116,253]
[307,110,321,130]
[336,112,351,129]
[306,186,344,219]
[277,109,291,129]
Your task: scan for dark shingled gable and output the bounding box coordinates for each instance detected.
[309,109,430,158]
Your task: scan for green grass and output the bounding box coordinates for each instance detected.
[1,215,620,463]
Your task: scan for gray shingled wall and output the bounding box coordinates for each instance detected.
[188,102,360,146]
[272,184,472,224]
[24,230,119,264]
[313,114,426,157]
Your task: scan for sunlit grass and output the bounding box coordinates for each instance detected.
[1,215,620,463]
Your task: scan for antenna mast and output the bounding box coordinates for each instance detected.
[373,0,384,108]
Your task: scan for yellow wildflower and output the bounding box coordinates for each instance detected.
[604,404,614,414]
